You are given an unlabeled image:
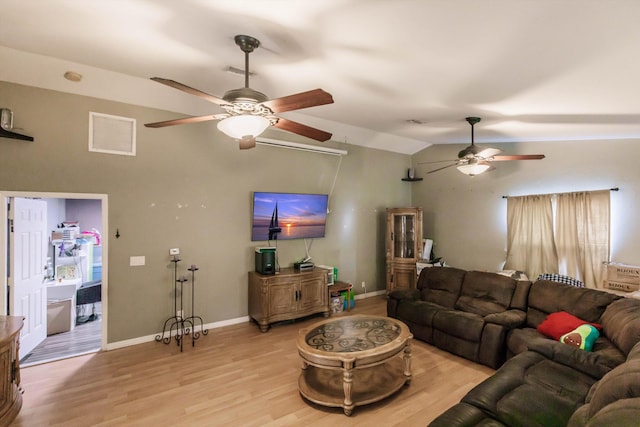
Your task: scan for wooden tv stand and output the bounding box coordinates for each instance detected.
[248,267,329,332]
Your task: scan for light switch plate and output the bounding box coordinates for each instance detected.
[130,256,145,266]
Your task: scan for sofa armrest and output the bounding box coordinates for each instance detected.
[484,309,526,329]
[528,339,619,379]
[388,288,421,301]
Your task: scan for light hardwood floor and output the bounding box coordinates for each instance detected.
[12,295,494,427]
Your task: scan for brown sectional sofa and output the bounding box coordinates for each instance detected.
[387,267,529,369]
[386,267,640,427]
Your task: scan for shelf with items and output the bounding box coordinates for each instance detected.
[401,167,422,182]
[51,239,92,283]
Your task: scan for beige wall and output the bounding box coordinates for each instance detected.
[411,139,640,277]
[0,81,412,342]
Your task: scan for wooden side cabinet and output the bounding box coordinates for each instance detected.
[0,316,24,427]
[249,267,329,332]
[386,207,423,292]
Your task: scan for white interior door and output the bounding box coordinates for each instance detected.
[9,197,48,359]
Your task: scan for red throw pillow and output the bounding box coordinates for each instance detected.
[536,311,602,340]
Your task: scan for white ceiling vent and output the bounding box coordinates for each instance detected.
[89,112,136,156]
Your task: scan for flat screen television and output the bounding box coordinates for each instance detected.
[252,192,329,241]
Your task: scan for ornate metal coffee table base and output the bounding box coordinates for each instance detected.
[296,315,412,416]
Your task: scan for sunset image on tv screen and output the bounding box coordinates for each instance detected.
[252,192,329,241]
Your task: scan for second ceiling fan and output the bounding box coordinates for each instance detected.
[145,35,334,149]
[420,117,545,176]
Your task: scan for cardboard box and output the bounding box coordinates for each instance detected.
[606,263,640,285]
[47,298,76,335]
[604,280,640,293]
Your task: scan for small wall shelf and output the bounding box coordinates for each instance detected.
[401,178,423,182]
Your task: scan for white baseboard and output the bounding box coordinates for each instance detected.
[106,315,250,351]
[355,289,386,299]
[106,290,387,351]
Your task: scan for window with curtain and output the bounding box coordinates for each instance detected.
[504,190,610,288]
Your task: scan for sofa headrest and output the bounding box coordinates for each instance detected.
[455,271,517,316]
[601,298,640,357]
[526,280,620,327]
[418,266,466,309]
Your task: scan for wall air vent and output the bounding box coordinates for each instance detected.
[89,112,136,156]
[0,108,33,141]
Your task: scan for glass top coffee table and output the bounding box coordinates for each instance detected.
[296,314,412,416]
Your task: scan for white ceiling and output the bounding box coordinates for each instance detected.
[2,0,640,154]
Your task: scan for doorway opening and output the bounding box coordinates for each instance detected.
[0,191,108,366]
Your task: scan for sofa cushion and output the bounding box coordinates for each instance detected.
[571,397,640,427]
[567,343,640,427]
[528,337,619,379]
[600,298,640,356]
[455,271,518,316]
[418,267,466,308]
[428,402,508,427]
[560,325,600,352]
[395,300,443,327]
[433,309,485,342]
[537,311,601,340]
[463,351,597,427]
[585,356,640,418]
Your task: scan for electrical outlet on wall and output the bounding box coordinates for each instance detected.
[361,281,366,294]
[169,248,180,255]
[176,310,183,319]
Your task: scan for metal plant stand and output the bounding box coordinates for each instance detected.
[184,264,207,346]
[155,256,208,351]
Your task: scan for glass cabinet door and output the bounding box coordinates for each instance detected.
[393,214,415,258]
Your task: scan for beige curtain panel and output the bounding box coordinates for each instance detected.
[504,190,610,288]
[555,190,610,288]
[504,194,558,282]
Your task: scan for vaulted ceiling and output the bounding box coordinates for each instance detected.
[2,0,640,154]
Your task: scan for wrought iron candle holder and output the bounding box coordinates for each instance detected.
[156,256,208,351]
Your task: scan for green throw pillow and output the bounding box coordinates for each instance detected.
[560,324,599,351]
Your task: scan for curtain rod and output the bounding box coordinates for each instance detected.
[502,188,619,199]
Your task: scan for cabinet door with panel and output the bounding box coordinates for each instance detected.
[386,207,423,292]
[248,268,329,332]
[388,263,417,291]
[268,280,299,317]
[298,277,328,313]
[0,316,23,427]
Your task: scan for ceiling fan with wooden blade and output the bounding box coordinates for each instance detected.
[419,117,545,176]
[145,35,334,149]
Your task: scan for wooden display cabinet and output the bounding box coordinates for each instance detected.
[0,316,23,427]
[249,267,329,332]
[386,207,423,292]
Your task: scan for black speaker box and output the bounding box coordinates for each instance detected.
[255,251,276,275]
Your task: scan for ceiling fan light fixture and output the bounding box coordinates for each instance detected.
[217,114,270,140]
[457,161,490,176]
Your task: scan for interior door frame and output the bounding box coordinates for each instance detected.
[0,190,108,351]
